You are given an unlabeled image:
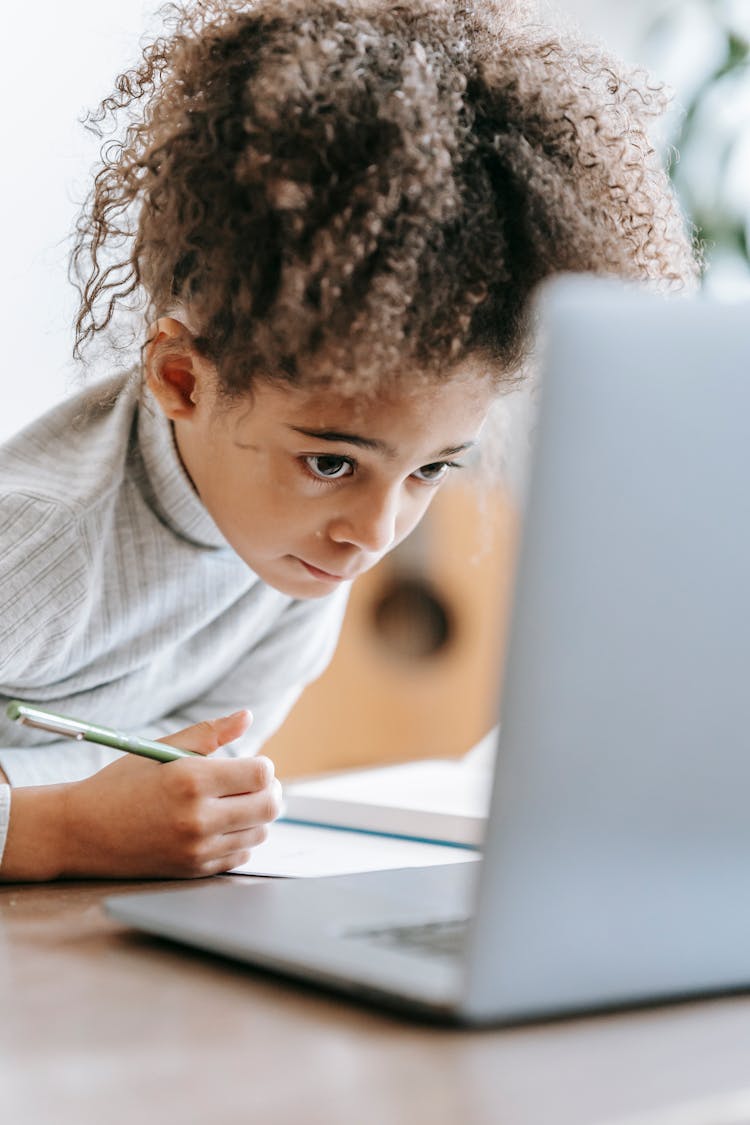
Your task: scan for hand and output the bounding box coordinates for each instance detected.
[60,710,282,878]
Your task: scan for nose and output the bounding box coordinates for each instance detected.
[327,485,401,553]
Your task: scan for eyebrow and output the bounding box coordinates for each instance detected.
[289,427,477,460]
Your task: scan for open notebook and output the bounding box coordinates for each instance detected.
[229,733,494,882]
[227,729,496,877]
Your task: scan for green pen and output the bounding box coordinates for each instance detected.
[6,700,201,763]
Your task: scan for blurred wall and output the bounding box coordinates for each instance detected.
[0,2,155,442]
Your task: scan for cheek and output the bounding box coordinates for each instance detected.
[396,489,437,540]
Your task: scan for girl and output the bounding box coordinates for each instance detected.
[0,0,695,881]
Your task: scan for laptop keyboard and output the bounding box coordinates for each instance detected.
[345,916,470,960]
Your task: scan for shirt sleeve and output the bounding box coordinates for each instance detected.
[0,583,350,785]
[138,584,351,757]
[0,492,112,787]
[0,741,123,788]
[0,785,10,870]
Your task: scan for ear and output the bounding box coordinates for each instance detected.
[144,317,205,421]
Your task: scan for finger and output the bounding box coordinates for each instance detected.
[159,710,253,756]
[199,850,256,876]
[190,831,270,877]
[197,755,277,798]
[211,827,272,873]
[210,780,282,832]
[220,824,270,849]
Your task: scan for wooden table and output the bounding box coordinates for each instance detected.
[3,878,750,1125]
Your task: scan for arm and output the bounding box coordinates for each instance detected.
[0,583,350,789]
[0,711,282,881]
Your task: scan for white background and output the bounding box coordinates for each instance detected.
[0,1,163,440]
[0,1,716,444]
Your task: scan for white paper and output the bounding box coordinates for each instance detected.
[230,820,480,878]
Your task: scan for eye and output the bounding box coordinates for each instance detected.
[412,461,459,484]
[303,454,355,480]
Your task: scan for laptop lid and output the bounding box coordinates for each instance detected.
[462,276,750,1020]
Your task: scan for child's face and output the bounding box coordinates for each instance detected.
[162,362,495,599]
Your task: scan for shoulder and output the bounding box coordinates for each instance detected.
[0,371,140,519]
[0,374,141,682]
[0,491,92,683]
[0,490,88,577]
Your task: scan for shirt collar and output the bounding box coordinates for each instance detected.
[135,383,230,550]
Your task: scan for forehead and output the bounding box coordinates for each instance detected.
[257,368,498,439]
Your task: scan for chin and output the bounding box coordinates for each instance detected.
[275,579,339,600]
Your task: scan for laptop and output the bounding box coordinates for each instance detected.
[106,276,750,1025]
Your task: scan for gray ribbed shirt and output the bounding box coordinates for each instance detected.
[0,373,349,868]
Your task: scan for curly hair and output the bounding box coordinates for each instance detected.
[71,0,697,395]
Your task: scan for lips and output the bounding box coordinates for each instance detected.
[298,559,349,583]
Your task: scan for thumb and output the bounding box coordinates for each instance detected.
[158,710,253,756]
